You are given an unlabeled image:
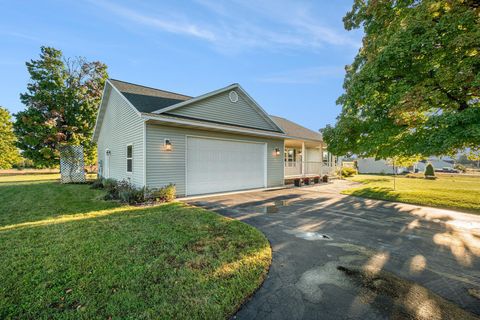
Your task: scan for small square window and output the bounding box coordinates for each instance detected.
[126,145,133,173]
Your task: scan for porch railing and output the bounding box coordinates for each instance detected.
[284,161,337,177]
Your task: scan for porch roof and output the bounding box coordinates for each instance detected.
[269,115,323,142]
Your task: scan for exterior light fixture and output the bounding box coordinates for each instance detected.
[106,150,111,156]
[274,148,280,156]
[164,139,172,151]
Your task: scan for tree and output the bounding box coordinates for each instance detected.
[323,0,480,159]
[0,107,21,169]
[467,148,480,168]
[386,155,420,189]
[425,163,435,177]
[14,46,108,167]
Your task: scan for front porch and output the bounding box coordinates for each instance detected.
[284,138,337,179]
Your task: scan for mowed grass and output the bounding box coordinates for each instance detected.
[344,174,480,214]
[0,174,271,319]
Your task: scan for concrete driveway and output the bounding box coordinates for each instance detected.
[185,180,480,319]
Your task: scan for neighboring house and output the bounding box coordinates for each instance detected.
[356,158,407,174]
[93,79,337,197]
[415,157,455,172]
[356,157,455,174]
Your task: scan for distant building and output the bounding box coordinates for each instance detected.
[415,157,454,172]
[356,158,407,174]
[356,157,454,174]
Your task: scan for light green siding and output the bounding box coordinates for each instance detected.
[166,90,280,132]
[97,87,145,186]
[146,123,284,197]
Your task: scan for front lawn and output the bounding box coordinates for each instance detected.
[344,174,480,214]
[0,174,271,319]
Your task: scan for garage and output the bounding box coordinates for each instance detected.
[186,136,267,196]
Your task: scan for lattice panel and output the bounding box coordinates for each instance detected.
[60,145,86,183]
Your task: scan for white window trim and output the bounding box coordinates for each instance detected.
[126,144,133,174]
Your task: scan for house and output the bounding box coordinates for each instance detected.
[93,79,337,197]
[415,157,455,172]
[356,157,455,174]
[356,158,407,174]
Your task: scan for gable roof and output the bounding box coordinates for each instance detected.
[269,115,323,142]
[151,83,284,133]
[94,79,322,143]
[109,79,191,113]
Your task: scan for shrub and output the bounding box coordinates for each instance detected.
[454,164,466,173]
[90,178,104,189]
[340,167,357,177]
[424,163,435,177]
[153,184,176,202]
[115,180,145,204]
[102,178,119,200]
[118,187,145,204]
[101,179,176,204]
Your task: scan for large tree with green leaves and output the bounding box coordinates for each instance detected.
[14,46,108,167]
[323,0,480,159]
[0,107,21,169]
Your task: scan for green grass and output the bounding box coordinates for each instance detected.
[343,174,480,214]
[0,174,271,319]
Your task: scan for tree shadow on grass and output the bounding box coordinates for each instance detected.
[346,187,400,202]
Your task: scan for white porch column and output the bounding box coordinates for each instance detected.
[301,142,305,176]
[319,142,324,176]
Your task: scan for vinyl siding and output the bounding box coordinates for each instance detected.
[146,123,284,197]
[166,90,279,132]
[97,88,144,186]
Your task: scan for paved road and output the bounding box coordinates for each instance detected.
[186,181,480,319]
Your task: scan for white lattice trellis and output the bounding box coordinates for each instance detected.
[60,145,86,183]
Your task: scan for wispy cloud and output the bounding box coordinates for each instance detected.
[91,0,216,41]
[257,66,345,84]
[0,31,45,43]
[90,0,360,54]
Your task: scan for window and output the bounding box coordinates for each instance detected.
[284,148,297,165]
[126,144,133,173]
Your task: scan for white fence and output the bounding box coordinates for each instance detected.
[285,161,336,177]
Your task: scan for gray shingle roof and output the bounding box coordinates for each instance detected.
[109,79,191,113]
[269,115,323,141]
[107,79,322,142]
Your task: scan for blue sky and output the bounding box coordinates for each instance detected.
[0,0,362,131]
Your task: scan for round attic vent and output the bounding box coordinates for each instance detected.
[229,90,238,103]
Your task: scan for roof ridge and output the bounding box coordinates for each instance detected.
[109,78,192,98]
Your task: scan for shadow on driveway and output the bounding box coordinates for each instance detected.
[185,181,480,319]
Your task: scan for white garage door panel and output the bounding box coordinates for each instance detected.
[187,137,266,195]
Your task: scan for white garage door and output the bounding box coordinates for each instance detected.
[186,137,266,196]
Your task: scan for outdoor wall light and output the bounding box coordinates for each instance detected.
[164,139,172,151]
[274,148,280,156]
[106,150,111,156]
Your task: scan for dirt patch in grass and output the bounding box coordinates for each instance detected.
[337,266,479,320]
